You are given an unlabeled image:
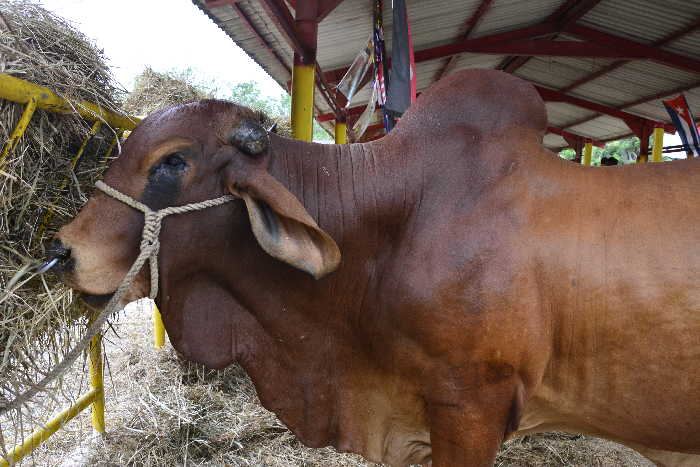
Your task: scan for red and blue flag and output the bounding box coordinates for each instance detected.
[663,94,700,157]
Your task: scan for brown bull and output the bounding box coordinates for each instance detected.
[52,70,700,466]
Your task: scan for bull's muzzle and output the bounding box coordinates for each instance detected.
[42,238,74,275]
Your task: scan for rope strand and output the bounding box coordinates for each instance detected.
[0,181,235,416]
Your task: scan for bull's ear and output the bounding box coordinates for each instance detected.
[226,169,341,279]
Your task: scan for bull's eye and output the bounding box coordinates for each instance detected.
[161,153,187,170]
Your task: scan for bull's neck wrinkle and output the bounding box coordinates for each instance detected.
[269,137,404,250]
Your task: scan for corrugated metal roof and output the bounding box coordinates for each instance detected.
[193,0,700,149]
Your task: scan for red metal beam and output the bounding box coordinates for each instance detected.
[550,0,603,28]
[561,16,700,93]
[230,3,291,75]
[414,23,559,62]
[536,85,675,133]
[324,23,560,84]
[547,126,604,147]
[258,0,343,118]
[561,79,700,131]
[318,103,376,122]
[436,0,495,81]
[564,23,700,75]
[499,0,603,74]
[317,0,345,21]
[259,0,312,61]
[428,40,648,59]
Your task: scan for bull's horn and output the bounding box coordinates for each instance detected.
[229,120,268,156]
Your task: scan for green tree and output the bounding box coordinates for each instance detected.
[558,137,640,165]
[229,81,330,141]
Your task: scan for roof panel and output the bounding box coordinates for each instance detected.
[193,0,700,146]
[515,56,618,90]
[470,0,562,37]
[579,0,700,46]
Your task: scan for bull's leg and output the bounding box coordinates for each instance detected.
[427,382,524,466]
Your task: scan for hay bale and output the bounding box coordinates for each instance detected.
[124,67,292,137]
[0,0,128,444]
[123,67,215,117]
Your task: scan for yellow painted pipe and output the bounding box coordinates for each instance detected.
[0,388,99,467]
[153,303,166,348]
[0,74,140,130]
[582,141,593,166]
[37,120,103,238]
[89,332,105,433]
[291,65,315,141]
[651,126,664,163]
[0,97,37,169]
[334,121,347,144]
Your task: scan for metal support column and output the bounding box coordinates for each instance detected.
[290,1,319,142]
[582,140,593,166]
[636,125,653,163]
[291,63,315,141]
[334,120,347,144]
[651,126,664,162]
[88,330,105,433]
[153,303,165,348]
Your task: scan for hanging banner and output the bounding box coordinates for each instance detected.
[663,94,700,158]
[336,34,374,105]
[386,0,416,116]
[373,0,389,131]
[352,79,379,139]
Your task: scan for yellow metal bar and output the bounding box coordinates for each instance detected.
[37,121,103,238]
[0,97,37,169]
[582,141,593,166]
[0,74,140,130]
[651,126,664,163]
[291,64,315,141]
[334,121,347,144]
[0,388,99,467]
[153,303,165,348]
[88,330,105,433]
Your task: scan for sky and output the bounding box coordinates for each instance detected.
[39,0,285,99]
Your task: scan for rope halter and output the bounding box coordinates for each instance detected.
[94,180,236,300]
[0,180,236,416]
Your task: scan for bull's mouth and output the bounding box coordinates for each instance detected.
[80,292,114,308]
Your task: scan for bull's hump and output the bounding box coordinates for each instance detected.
[396,69,547,138]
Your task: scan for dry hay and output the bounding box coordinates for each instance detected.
[14,306,651,466]
[0,0,129,453]
[122,67,215,117]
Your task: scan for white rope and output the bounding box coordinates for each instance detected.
[0,181,235,416]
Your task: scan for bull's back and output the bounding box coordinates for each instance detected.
[528,156,700,451]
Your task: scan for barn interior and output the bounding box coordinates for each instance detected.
[193,0,700,161]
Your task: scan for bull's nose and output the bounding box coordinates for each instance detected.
[44,238,74,274]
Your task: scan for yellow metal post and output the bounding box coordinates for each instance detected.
[0,97,37,169]
[0,388,100,467]
[88,331,105,433]
[153,303,165,348]
[334,121,347,144]
[582,141,593,166]
[291,64,315,141]
[651,126,664,163]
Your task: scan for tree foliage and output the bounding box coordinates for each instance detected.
[559,137,641,165]
[229,81,330,141]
